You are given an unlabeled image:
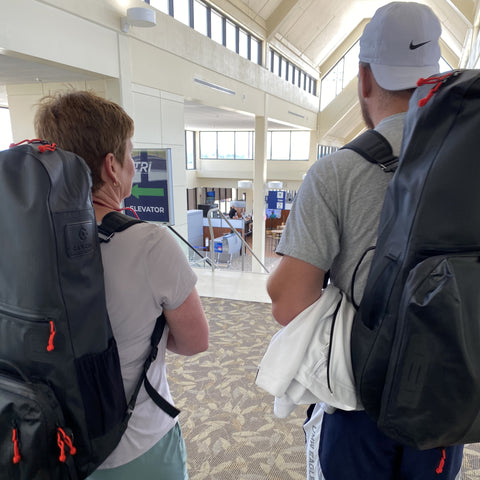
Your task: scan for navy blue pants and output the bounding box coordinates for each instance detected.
[319,409,463,480]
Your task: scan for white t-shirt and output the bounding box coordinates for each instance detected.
[98,221,197,468]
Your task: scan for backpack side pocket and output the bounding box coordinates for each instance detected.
[0,364,76,480]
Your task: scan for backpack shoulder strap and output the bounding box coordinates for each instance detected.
[127,314,180,419]
[341,129,398,172]
[98,211,144,243]
[97,211,180,419]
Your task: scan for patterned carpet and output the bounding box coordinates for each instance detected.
[166,297,480,480]
[167,297,306,479]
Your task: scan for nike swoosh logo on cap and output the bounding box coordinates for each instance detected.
[409,40,431,50]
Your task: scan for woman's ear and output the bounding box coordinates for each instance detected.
[103,153,118,185]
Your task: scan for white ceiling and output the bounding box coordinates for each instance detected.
[184,100,300,130]
[222,0,474,68]
[0,0,474,135]
[0,54,106,106]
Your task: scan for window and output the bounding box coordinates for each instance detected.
[185,130,196,169]
[269,48,317,96]
[299,71,305,89]
[268,130,311,160]
[439,57,452,72]
[343,42,360,85]
[173,0,190,26]
[270,131,291,160]
[285,62,291,82]
[290,131,310,160]
[199,130,310,161]
[149,0,169,14]
[217,131,235,159]
[307,77,313,94]
[318,144,338,159]
[199,132,217,158]
[320,67,340,110]
[225,20,236,52]
[193,0,208,36]
[202,187,232,214]
[272,52,280,76]
[199,131,254,159]
[321,41,360,110]
[0,107,12,151]
[251,37,260,64]
[235,132,253,159]
[280,59,287,81]
[211,9,223,45]
[239,29,249,59]
[145,0,262,68]
[292,66,298,85]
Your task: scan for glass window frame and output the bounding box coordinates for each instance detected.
[185,130,196,170]
[238,28,249,59]
[225,18,237,52]
[251,36,261,64]
[146,0,263,69]
[267,130,311,161]
[193,0,208,36]
[270,131,291,161]
[217,131,235,159]
[199,131,255,160]
[172,0,190,26]
[234,131,254,159]
[268,47,318,96]
[199,131,218,159]
[210,8,223,45]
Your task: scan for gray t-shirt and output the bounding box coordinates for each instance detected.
[98,222,197,468]
[276,113,406,302]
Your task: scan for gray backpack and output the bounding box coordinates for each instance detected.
[0,141,177,479]
[351,69,480,450]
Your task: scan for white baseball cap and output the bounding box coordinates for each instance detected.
[359,2,442,90]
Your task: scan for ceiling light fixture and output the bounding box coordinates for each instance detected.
[267,181,283,189]
[237,180,253,189]
[121,7,156,33]
[288,110,305,119]
[194,77,236,95]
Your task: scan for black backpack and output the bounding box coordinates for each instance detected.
[350,69,480,450]
[0,141,178,479]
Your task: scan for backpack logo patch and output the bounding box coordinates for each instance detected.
[65,221,95,257]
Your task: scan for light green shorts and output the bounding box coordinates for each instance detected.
[87,423,188,480]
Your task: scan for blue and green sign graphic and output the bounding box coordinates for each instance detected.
[124,149,174,224]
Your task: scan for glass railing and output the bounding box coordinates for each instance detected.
[172,208,271,273]
[203,207,269,273]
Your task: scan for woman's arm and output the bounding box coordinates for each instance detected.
[164,288,209,356]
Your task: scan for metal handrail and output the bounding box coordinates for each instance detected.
[206,207,269,273]
[167,225,214,268]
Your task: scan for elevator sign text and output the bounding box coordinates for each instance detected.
[124,149,173,223]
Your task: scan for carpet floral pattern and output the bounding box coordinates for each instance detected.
[166,297,307,480]
[167,296,480,480]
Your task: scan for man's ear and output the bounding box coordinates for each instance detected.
[359,64,373,99]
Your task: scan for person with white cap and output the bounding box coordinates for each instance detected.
[267,2,464,479]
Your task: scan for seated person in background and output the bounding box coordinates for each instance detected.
[34,90,209,480]
[229,206,238,218]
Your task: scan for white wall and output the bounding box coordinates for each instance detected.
[7,0,479,238]
[131,84,189,237]
[2,0,320,243]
